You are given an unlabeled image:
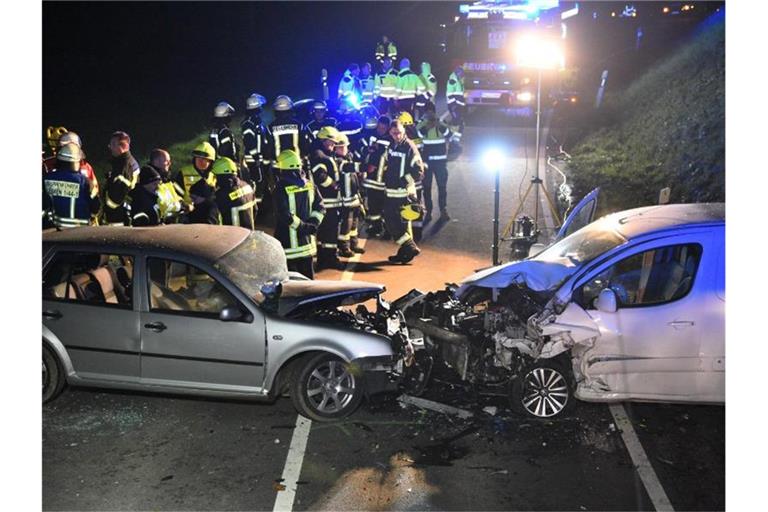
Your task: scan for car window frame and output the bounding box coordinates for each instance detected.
[42,247,138,311]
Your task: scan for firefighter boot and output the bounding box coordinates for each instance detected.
[316,248,344,271]
[388,240,421,264]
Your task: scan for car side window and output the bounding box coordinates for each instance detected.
[576,244,702,309]
[43,251,134,308]
[147,258,239,317]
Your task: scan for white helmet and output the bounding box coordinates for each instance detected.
[246,93,266,111]
[58,131,82,148]
[213,101,235,118]
[273,95,294,112]
[57,143,82,163]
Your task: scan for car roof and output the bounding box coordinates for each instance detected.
[43,225,252,262]
[597,203,724,240]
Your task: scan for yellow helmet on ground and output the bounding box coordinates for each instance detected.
[191,141,216,161]
[46,126,68,150]
[317,125,342,143]
[400,203,422,221]
[275,149,302,171]
[211,157,238,175]
[397,111,414,126]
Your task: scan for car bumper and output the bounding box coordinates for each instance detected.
[350,355,400,396]
[466,89,534,107]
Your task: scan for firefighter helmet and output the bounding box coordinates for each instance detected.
[57,143,82,163]
[313,100,327,111]
[275,149,302,171]
[191,141,216,161]
[316,125,342,143]
[273,95,294,112]
[335,133,350,147]
[364,116,378,129]
[397,111,414,126]
[211,157,238,175]
[213,102,235,118]
[400,203,422,221]
[58,131,82,148]
[246,93,266,111]
[46,126,68,150]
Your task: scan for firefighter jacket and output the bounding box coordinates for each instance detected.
[396,67,425,100]
[209,124,239,161]
[375,41,398,62]
[383,138,424,198]
[338,69,361,102]
[43,155,99,196]
[130,164,163,226]
[416,121,451,162]
[307,116,338,138]
[338,118,364,150]
[360,75,376,104]
[419,62,438,101]
[274,172,325,260]
[310,149,341,209]
[214,174,257,229]
[374,69,399,99]
[446,72,466,105]
[355,128,380,163]
[187,172,220,225]
[363,136,391,191]
[104,151,140,225]
[267,117,312,162]
[335,156,361,208]
[43,167,100,229]
[241,115,270,167]
[173,164,211,205]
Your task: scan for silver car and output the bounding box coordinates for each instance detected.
[42,225,421,421]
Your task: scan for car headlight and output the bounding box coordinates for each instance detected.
[517,91,533,102]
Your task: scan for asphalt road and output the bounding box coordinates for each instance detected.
[43,112,724,511]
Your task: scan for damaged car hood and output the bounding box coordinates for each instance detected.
[278,279,385,317]
[456,257,578,299]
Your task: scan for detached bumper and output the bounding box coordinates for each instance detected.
[350,355,399,396]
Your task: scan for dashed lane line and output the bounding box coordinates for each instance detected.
[610,403,675,512]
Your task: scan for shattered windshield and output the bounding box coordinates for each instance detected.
[214,231,289,302]
[534,224,626,267]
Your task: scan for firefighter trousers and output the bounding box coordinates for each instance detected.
[338,207,360,251]
[317,206,341,259]
[287,256,314,280]
[383,196,412,246]
[423,160,448,214]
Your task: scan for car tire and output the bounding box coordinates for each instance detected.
[43,344,65,404]
[290,353,364,422]
[510,361,573,419]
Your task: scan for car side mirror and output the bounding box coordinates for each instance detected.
[528,242,547,258]
[596,288,618,313]
[219,306,252,323]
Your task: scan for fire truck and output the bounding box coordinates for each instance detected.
[441,0,573,111]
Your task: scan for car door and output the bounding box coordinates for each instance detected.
[554,187,600,242]
[568,232,712,401]
[42,249,140,382]
[138,255,266,392]
[695,226,725,402]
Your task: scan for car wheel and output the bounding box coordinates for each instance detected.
[291,353,363,421]
[43,345,65,403]
[511,362,573,419]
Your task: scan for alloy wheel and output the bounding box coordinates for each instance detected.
[305,359,357,414]
[520,367,569,418]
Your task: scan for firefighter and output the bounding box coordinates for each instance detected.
[395,58,424,116]
[382,119,423,263]
[374,58,398,115]
[43,143,100,229]
[446,66,466,147]
[395,111,425,241]
[209,102,239,161]
[42,131,99,197]
[186,156,219,225]
[241,93,271,203]
[274,149,325,279]
[338,64,361,110]
[131,149,183,227]
[44,125,68,159]
[173,141,217,208]
[333,133,365,257]
[355,114,379,161]
[211,157,257,229]
[362,115,391,238]
[306,101,338,137]
[103,131,140,226]
[416,109,452,224]
[267,95,312,168]
[359,62,376,106]
[415,61,438,121]
[375,35,397,64]
[310,126,344,270]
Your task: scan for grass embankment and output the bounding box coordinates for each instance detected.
[566,13,725,215]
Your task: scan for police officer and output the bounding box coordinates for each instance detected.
[274,149,325,279]
[43,143,100,229]
[267,95,313,169]
[310,126,344,270]
[375,35,397,65]
[173,141,217,208]
[131,149,182,226]
[241,93,271,198]
[415,61,438,121]
[374,58,399,116]
[211,157,258,229]
[446,66,467,147]
[209,102,239,161]
[333,133,365,257]
[382,120,424,263]
[417,109,452,224]
[395,58,424,116]
[362,116,391,238]
[359,62,376,106]
[306,101,338,137]
[338,64,361,110]
[104,131,141,226]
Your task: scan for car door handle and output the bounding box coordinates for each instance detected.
[668,320,695,329]
[43,310,62,320]
[144,321,167,333]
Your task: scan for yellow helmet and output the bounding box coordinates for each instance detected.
[275,149,302,171]
[191,141,216,161]
[317,125,342,143]
[46,126,68,151]
[335,133,350,147]
[400,203,422,221]
[397,111,414,126]
[211,157,238,175]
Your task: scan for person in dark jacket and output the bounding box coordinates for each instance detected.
[333,133,365,257]
[209,101,239,161]
[103,131,140,225]
[43,143,100,229]
[211,157,257,229]
[131,149,182,226]
[241,93,271,205]
[310,126,344,270]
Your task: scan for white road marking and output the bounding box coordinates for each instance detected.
[272,415,312,512]
[609,404,675,512]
